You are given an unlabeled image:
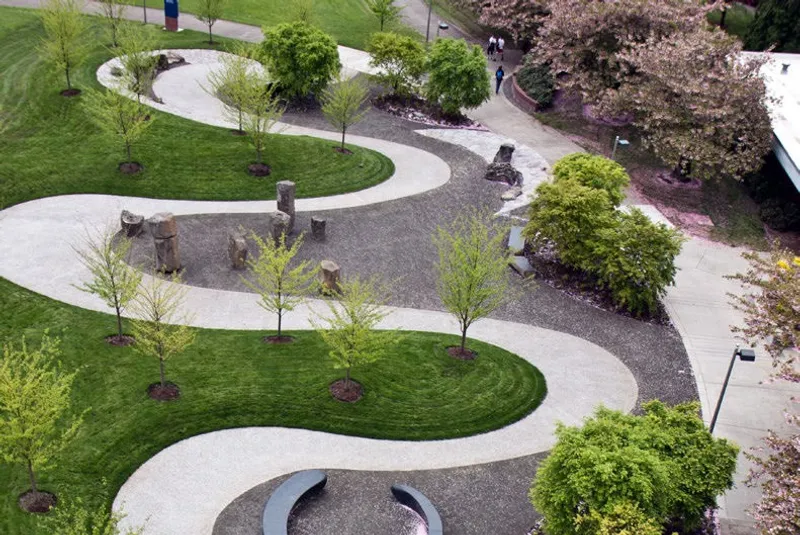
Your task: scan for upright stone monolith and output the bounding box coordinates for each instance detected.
[320,260,340,294]
[269,211,291,243]
[311,217,326,241]
[276,181,296,232]
[147,212,181,273]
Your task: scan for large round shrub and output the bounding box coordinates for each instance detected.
[261,22,341,99]
[515,57,555,108]
[425,37,491,115]
[368,32,426,97]
[552,153,630,207]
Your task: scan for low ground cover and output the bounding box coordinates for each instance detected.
[0,8,393,209]
[0,277,546,534]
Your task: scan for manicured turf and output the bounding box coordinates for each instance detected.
[0,277,547,533]
[0,8,394,209]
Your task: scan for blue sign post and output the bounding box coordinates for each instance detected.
[164,0,179,31]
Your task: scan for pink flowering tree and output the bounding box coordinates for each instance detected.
[455,0,550,42]
[615,29,774,181]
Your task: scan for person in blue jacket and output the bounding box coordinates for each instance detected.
[495,66,505,94]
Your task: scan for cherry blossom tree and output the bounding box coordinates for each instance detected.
[455,0,550,42]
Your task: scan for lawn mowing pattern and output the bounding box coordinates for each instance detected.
[0,8,394,210]
[0,277,547,534]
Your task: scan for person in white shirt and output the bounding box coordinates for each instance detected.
[487,35,497,60]
[497,37,505,61]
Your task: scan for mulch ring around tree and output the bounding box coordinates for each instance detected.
[230,129,247,136]
[118,162,143,175]
[446,346,477,360]
[147,382,181,402]
[333,146,353,155]
[247,163,271,177]
[373,94,484,129]
[262,335,295,344]
[60,88,80,97]
[18,490,56,513]
[329,379,363,402]
[105,334,135,347]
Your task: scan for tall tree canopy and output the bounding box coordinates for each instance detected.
[745,0,800,53]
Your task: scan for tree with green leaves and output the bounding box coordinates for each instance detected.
[261,21,341,99]
[321,77,369,152]
[83,88,153,172]
[39,487,143,534]
[433,210,514,357]
[242,231,319,342]
[551,153,630,207]
[368,32,426,97]
[366,0,403,31]
[129,273,196,399]
[239,70,284,175]
[426,37,490,115]
[530,401,739,535]
[745,0,800,53]
[97,0,126,48]
[117,22,158,104]
[195,0,226,44]
[74,227,142,345]
[312,276,401,399]
[291,0,316,25]
[0,333,83,510]
[206,44,256,133]
[39,0,88,95]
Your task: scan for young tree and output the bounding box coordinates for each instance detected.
[0,333,83,509]
[433,210,514,357]
[82,88,154,172]
[242,231,319,341]
[239,71,285,175]
[206,42,259,133]
[365,0,403,31]
[261,22,341,100]
[537,0,712,107]
[728,247,800,383]
[117,22,159,104]
[312,276,401,396]
[74,227,142,345]
[530,401,739,535]
[426,38,491,115]
[39,490,143,534]
[368,32,426,97]
[39,0,88,96]
[746,411,800,535]
[551,153,630,207]
[195,0,226,44]
[617,28,773,182]
[98,0,126,48]
[129,273,196,398]
[745,0,800,53]
[320,77,369,152]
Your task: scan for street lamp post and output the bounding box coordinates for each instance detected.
[708,346,756,434]
[610,135,629,161]
[426,0,433,43]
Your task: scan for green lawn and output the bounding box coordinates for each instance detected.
[0,277,547,533]
[133,0,409,49]
[0,8,394,209]
[708,3,755,41]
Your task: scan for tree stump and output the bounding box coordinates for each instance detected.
[120,210,144,238]
[311,217,326,241]
[319,260,341,294]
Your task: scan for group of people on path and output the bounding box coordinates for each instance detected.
[489,35,505,94]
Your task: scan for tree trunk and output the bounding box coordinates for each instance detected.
[125,141,133,164]
[277,310,282,337]
[142,0,147,24]
[27,459,37,493]
[460,324,468,353]
[208,25,213,44]
[380,17,384,32]
[65,67,71,90]
[256,145,262,164]
[238,109,243,132]
[345,367,351,387]
[159,357,166,387]
[341,127,346,150]
[116,305,123,339]
[673,156,692,183]
[719,7,727,29]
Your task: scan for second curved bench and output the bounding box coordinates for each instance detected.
[262,469,327,535]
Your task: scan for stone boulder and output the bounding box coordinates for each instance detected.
[493,143,515,164]
[228,231,248,269]
[319,260,341,294]
[276,181,296,232]
[484,162,523,186]
[311,217,326,241]
[120,210,144,238]
[500,186,522,201]
[146,212,180,273]
[269,211,291,243]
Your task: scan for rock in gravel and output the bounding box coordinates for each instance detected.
[276,181,296,232]
[269,211,291,243]
[493,143,516,164]
[484,162,523,186]
[120,210,144,238]
[509,256,534,278]
[228,231,248,269]
[501,186,523,201]
[320,260,341,294]
[147,212,178,239]
[147,212,180,272]
[311,217,326,241]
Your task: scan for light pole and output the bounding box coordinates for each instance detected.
[708,345,756,434]
[426,0,433,43]
[437,21,448,38]
[610,135,629,161]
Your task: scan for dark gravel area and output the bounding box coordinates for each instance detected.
[213,454,546,535]
[128,104,698,535]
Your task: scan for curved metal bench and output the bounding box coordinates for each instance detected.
[390,484,444,535]
[262,470,327,535]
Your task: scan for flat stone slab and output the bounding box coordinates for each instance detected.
[508,226,525,256]
[509,256,534,277]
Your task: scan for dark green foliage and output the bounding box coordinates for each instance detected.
[425,37,491,115]
[745,0,800,52]
[515,57,555,109]
[260,21,341,99]
[759,198,800,232]
[552,153,630,207]
[530,401,739,535]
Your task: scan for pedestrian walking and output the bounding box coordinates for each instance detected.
[495,65,504,94]
[487,35,497,60]
[497,37,505,61]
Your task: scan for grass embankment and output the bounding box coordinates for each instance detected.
[0,7,394,209]
[0,277,547,534]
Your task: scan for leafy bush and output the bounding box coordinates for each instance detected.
[530,401,739,535]
[368,32,426,97]
[593,208,685,316]
[759,198,800,231]
[515,57,555,108]
[552,153,630,207]
[425,37,490,115]
[261,21,341,99]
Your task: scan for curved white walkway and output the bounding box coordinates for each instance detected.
[97,49,451,206]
